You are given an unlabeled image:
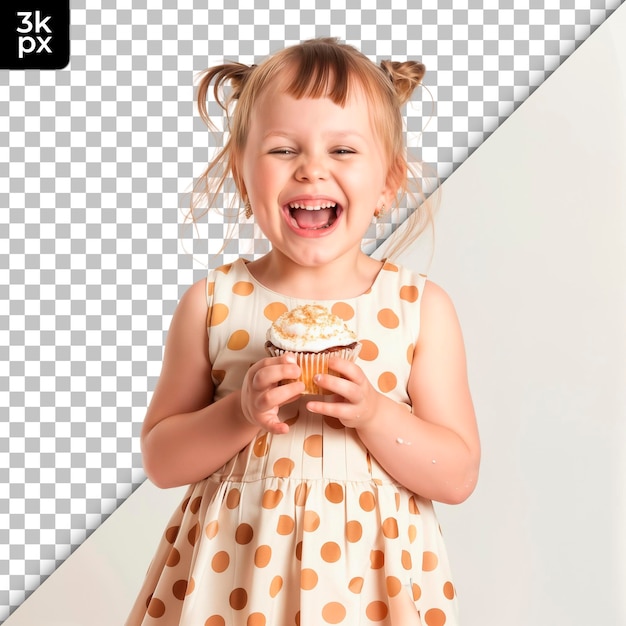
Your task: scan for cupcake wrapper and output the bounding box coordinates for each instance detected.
[266,343,361,395]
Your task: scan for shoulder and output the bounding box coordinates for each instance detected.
[166,276,212,345]
[179,275,211,311]
[421,279,456,312]
[416,279,465,350]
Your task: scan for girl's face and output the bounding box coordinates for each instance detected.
[240,84,396,269]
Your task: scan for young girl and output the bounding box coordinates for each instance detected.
[126,38,480,626]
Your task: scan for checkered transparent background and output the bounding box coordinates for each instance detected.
[1,0,623,619]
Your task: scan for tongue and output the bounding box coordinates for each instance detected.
[292,208,334,229]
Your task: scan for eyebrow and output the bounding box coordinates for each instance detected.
[262,130,367,141]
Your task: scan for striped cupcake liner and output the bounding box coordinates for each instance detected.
[266,343,361,395]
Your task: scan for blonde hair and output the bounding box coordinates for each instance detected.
[190,37,434,260]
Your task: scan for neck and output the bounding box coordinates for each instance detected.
[247,250,383,300]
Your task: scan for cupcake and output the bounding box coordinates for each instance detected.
[265,304,361,394]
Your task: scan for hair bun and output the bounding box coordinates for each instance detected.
[380,60,426,106]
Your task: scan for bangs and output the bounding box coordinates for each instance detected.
[283,43,351,106]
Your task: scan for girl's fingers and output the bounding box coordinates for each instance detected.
[250,356,301,391]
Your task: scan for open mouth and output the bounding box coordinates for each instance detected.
[287,201,340,231]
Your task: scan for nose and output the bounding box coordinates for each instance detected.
[294,152,328,182]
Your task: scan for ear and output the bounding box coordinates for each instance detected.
[378,155,405,208]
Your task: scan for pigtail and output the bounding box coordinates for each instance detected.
[196,62,256,129]
[184,62,257,258]
[379,60,426,106]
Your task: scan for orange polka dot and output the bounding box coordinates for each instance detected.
[188,522,200,546]
[323,415,345,429]
[166,547,180,567]
[269,576,283,598]
[253,433,269,457]
[232,281,254,296]
[206,281,215,297]
[212,369,226,385]
[295,541,303,560]
[331,302,355,321]
[273,457,295,477]
[321,542,341,563]
[205,617,225,626]
[303,510,320,532]
[366,601,388,621]
[345,520,362,543]
[400,285,419,302]
[227,329,249,350]
[216,263,232,274]
[378,371,397,393]
[205,520,218,539]
[277,515,295,535]
[165,525,179,543]
[443,581,455,600]
[370,550,385,569]
[422,551,439,571]
[295,611,301,625]
[395,493,401,511]
[181,496,190,512]
[406,343,414,365]
[172,579,188,600]
[284,413,300,426]
[382,517,399,539]
[264,301,288,321]
[401,550,413,570]
[358,339,379,361]
[377,308,399,329]
[209,303,229,326]
[294,483,309,506]
[408,524,417,543]
[300,568,318,590]
[147,597,165,618]
[254,545,272,568]
[382,261,399,272]
[189,496,202,514]
[408,495,420,515]
[247,613,266,626]
[322,602,347,623]
[229,588,248,611]
[262,489,283,509]
[424,608,447,626]
[226,488,241,509]
[303,434,323,457]
[325,482,344,503]
[211,551,230,573]
[348,577,364,593]
[386,576,402,597]
[186,577,195,595]
[359,491,376,512]
[412,583,422,601]
[235,523,254,545]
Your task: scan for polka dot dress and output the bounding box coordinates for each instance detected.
[126,259,459,626]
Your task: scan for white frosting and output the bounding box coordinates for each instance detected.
[266,304,357,352]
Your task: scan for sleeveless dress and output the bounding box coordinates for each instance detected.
[126,258,459,626]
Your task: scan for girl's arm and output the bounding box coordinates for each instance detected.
[308,280,480,504]
[140,278,302,489]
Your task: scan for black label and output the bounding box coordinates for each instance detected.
[0,2,70,70]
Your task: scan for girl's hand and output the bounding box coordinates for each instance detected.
[306,357,382,429]
[240,353,304,434]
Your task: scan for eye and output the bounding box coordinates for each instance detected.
[269,148,296,156]
[332,147,356,156]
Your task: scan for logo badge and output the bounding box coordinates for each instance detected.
[0,2,70,70]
